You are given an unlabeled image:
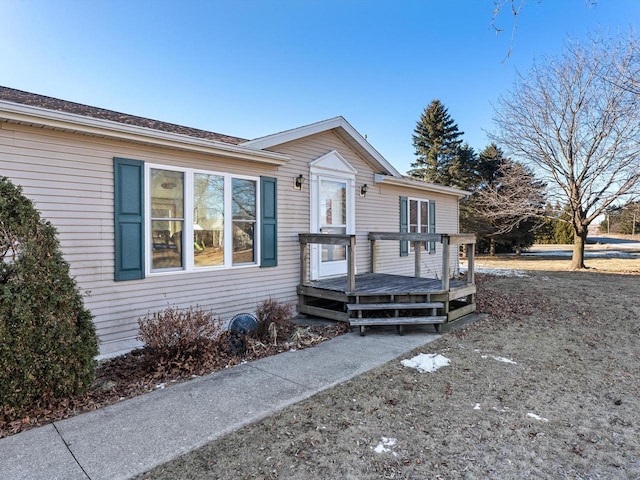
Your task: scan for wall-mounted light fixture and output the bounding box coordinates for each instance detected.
[294,174,305,190]
[360,184,368,197]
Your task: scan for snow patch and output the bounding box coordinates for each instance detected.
[401,353,450,373]
[527,412,549,422]
[481,354,517,365]
[460,264,529,277]
[372,437,398,456]
[473,403,481,410]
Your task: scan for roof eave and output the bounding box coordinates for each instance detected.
[374,174,470,198]
[0,100,290,166]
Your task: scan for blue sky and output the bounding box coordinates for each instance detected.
[2,0,638,174]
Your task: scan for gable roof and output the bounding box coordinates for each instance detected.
[241,116,403,178]
[0,87,469,198]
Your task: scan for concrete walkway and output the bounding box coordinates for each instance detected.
[0,327,447,480]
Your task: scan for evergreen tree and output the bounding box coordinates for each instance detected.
[603,201,640,235]
[1,177,98,416]
[409,100,464,184]
[476,143,504,186]
[447,143,478,190]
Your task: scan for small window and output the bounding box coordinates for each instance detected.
[408,198,429,252]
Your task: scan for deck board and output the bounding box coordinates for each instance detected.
[305,273,467,295]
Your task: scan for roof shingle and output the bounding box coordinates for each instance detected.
[0,86,247,145]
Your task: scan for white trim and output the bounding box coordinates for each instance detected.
[309,152,356,279]
[309,149,358,175]
[406,197,429,253]
[374,174,470,198]
[0,100,290,165]
[242,116,402,177]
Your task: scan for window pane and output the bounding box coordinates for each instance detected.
[409,200,418,225]
[421,202,428,229]
[320,180,347,226]
[232,178,256,265]
[151,169,184,218]
[233,222,255,264]
[194,173,224,267]
[151,220,183,269]
[151,169,184,270]
[232,178,256,220]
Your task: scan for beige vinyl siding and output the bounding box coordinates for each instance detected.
[1,122,462,357]
[270,130,461,280]
[356,183,461,279]
[1,123,293,356]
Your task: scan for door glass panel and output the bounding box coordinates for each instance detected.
[320,179,347,263]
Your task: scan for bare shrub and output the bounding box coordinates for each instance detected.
[137,306,222,363]
[255,298,294,342]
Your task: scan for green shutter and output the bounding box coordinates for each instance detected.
[260,176,278,267]
[114,158,145,281]
[428,199,436,254]
[399,196,408,257]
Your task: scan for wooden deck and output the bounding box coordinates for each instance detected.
[297,232,477,334]
[304,272,458,295]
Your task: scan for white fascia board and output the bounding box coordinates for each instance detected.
[374,174,470,198]
[0,100,290,166]
[242,116,402,177]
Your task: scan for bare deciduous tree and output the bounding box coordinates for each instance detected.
[492,33,640,269]
[490,1,599,60]
[471,160,546,235]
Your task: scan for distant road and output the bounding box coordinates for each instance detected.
[588,235,640,248]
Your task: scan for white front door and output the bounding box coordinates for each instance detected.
[317,176,349,277]
[308,150,357,280]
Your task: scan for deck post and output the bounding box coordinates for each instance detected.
[441,234,450,291]
[300,241,308,286]
[414,241,422,278]
[370,238,377,273]
[466,242,475,285]
[347,235,356,292]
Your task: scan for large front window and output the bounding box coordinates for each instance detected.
[149,166,258,272]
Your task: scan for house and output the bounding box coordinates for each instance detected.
[0,86,475,357]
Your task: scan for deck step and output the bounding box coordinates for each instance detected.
[347,302,443,311]
[349,316,447,326]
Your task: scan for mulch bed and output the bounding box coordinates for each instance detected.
[0,322,347,439]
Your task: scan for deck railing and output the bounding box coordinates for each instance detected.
[298,232,476,292]
[368,232,476,290]
[298,233,357,291]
